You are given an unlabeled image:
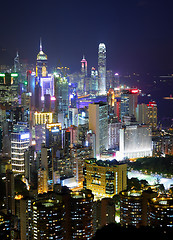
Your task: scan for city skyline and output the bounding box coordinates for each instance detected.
[1,1,173,74]
[1,1,173,239]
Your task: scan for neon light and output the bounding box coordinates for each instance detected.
[11,73,18,77]
[51,96,56,101]
[20,133,30,140]
[0,73,5,77]
[51,129,59,133]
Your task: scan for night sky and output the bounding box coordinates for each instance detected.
[1,0,173,74]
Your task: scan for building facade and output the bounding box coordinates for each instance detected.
[11,122,29,175]
[118,124,152,160]
[33,199,65,240]
[84,159,127,199]
[71,190,94,240]
[98,43,106,95]
[89,102,108,158]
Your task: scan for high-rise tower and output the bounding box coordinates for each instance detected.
[36,38,48,78]
[89,102,108,158]
[81,55,87,76]
[98,43,106,95]
[14,51,20,72]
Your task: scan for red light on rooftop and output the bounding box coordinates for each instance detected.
[130,89,139,94]
[148,101,157,107]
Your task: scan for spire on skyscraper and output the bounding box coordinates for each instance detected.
[40,37,42,52]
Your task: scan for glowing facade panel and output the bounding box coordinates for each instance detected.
[119,125,152,159]
[40,75,54,99]
[34,112,53,125]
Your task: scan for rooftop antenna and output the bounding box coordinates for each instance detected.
[40,37,42,51]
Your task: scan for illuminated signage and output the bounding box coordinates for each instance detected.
[20,133,30,140]
[11,73,18,77]
[130,89,139,94]
[51,96,56,101]
[51,128,59,133]
[46,123,61,130]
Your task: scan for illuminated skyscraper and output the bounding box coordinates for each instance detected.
[120,88,139,121]
[81,55,87,76]
[33,199,65,239]
[147,101,157,130]
[37,168,48,194]
[14,51,20,73]
[71,190,94,239]
[120,189,157,227]
[91,67,98,93]
[54,74,69,127]
[11,122,30,175]
[36,38,48,79]
[89,102,108,158]
[20,197,33,240]
[98,43,106,95]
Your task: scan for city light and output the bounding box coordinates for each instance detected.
[20,133,30,140]
[11,73,18,77]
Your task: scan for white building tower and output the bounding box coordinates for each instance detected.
[98,43,106,95]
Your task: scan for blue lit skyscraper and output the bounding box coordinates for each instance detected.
[98,43,106,95]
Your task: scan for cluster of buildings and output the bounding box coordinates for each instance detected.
[0,40,173,239]
[120,188,173,229]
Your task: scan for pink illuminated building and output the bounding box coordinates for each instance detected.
[81,55,87,76]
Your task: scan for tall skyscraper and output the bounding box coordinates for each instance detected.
[33,199,65,239]
[71,190,94,239]
[37,168,48,194]
[20,197,33,240]
[11,122,30,175]
[89,102,108,158]
[147,101,157,130]
[81,55,87,76]
[36,39,48,79]
[6,169,15,215]
[98,43,106,95]
[14,51,20,73]
[54,73,69,127]
[91,67,98,93]
[120,88,139,121]
[120,189,157,227]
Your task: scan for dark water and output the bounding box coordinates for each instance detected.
[120,73,173,128]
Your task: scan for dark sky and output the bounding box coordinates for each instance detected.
[1,0,173,74]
